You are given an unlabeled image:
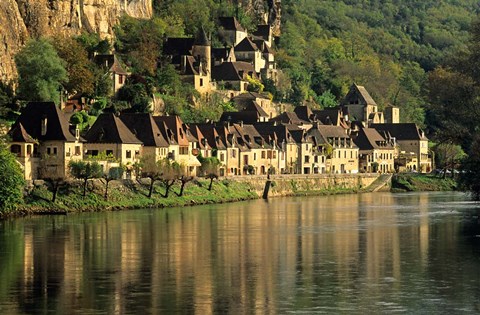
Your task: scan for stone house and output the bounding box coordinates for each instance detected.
[8,102,84,180]
[352,127,395,173]
[371,123,432,173]
[212,61,258,93]
[218,16,248,46]
[94,54,129,97]
[234,37,266,74]
[341,83,384,126]
[84,113,143,177]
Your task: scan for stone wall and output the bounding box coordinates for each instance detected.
[231,174,380,197]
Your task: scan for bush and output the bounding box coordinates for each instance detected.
[0,145,25,213]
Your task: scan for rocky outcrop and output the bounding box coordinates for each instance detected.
[0,0,152,81]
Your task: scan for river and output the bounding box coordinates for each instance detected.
[0,192,479,314]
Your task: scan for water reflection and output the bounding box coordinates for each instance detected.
[0,192,479,314]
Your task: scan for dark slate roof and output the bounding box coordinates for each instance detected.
[195,123,227,150]
[212,47,232,60]
[270,112,308,125]
[194,27,210,46]
[153,116,190,146]
[119,113,169,147]
[294,106,315,122]
[253,39,274,54]
[244,102,269,117]
[11,102,77,142]
[253,25,271,38]
[353,128,394,151]
[212,62,257,81]
[316,125,350,139]
[312,108,344,126]
[84,113,142,144]
[219,17,246,32]
[219,111,260,124]
[94,54,128,75]
[253,122,295,145]
[370,123,428,141]
[8,122,37,143]
[341,83,377,106]
[163,37,195,56]
[235,37,259,52]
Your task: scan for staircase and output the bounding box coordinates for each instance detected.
[364,174,393,192]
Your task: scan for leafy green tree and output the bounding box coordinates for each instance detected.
[54,36,95,96]
[69,161,103,197]
[0,144,24,213]
[199,156,220,191]
[102,166,124,200]
[15,38,68,103]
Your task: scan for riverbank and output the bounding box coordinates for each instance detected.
[1,178,258,220]
[391,174,458,192]
[0,173,459,220]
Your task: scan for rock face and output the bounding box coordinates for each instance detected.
[236,0,281,35]
[0,0,152,81]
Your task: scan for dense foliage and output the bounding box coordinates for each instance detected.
[0,144,24,213]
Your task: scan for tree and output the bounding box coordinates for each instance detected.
[140,155,162,198]
[53,36,95,96]
[38,158,64,203]
[0,144,24,213]
[102,166,124,200]
[69,161,103,197]
[15,38,68,103]
[158,159,180,198]
[175,164,194,197]
[199,156,220,191]
[433,143,465,178]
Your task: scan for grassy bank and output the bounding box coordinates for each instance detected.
[391,174,457,192]
[1,179,259,219]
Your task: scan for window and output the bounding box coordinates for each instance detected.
[254,153,257,160]
[106,150,113,156]
[66,148,71,157]
[261,151,266,159]
[314,156,318,163]
[200,78,204,87]
[180,147,188,155]
[118,75,124,84]
[126,150,132,159]
[27,145,32,155]
[75,146,81,156]
[231,150,237,158]
[135,150,140,157]
[10,145,21,156]
[305,155,310,163]
[273,151,277,159]
[267,151,272,159]
[220,153,225,162]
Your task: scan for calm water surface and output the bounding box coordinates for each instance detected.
[1,192,480,314]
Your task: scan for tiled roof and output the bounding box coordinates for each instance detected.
[253,25,271,38]
[235,37,259,52]
[212,61,257,81]
[341,83,377,106]
[119,113,169,147]
[8,122,37,143]
[219,17,246,32]
[94,54,128,75]
[220,111,260,124]
[84,113,142,144]
[353,128,394,151]
[11,102,78,142]
[370,123,428,141]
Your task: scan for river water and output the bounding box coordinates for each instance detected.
[0,192,479,314]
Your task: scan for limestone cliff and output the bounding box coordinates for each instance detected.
[0,0,152,81]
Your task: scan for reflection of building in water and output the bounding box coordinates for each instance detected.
[359,193,401,285]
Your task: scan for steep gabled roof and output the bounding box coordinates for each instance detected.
[153,116,190,146]
[94,54,128,75]
[294,106,315,122]
[253,25,271,38]
[245,101,269,118]
[196,123,227,150]
[370,123,428,141]
[219,111,260,124]
[8,122,37,143]
[341,83,377,106]
[12,102,78,142]
[271,111,308,125]
[235,37,259,52]
[219,17,246,32]
[353,128,394,152]
[163,37,195,56]
[119,113,169,147]
[194,26,210,46]
[212,61,257,81]
[84,113,142,144]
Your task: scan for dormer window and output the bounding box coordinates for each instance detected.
[41,117,48,136]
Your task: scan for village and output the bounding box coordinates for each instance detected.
[6,17,432,182]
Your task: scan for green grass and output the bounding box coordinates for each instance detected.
[391,174,457,192]
[11,179,258,218]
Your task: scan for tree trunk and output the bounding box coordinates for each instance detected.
[104,180,110,200]
[52,183,59,203]
[177,181,186,197]
[148,178,155,198]
[208,178,214,191]
[163,179,175,198]
[83,178,88,197]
